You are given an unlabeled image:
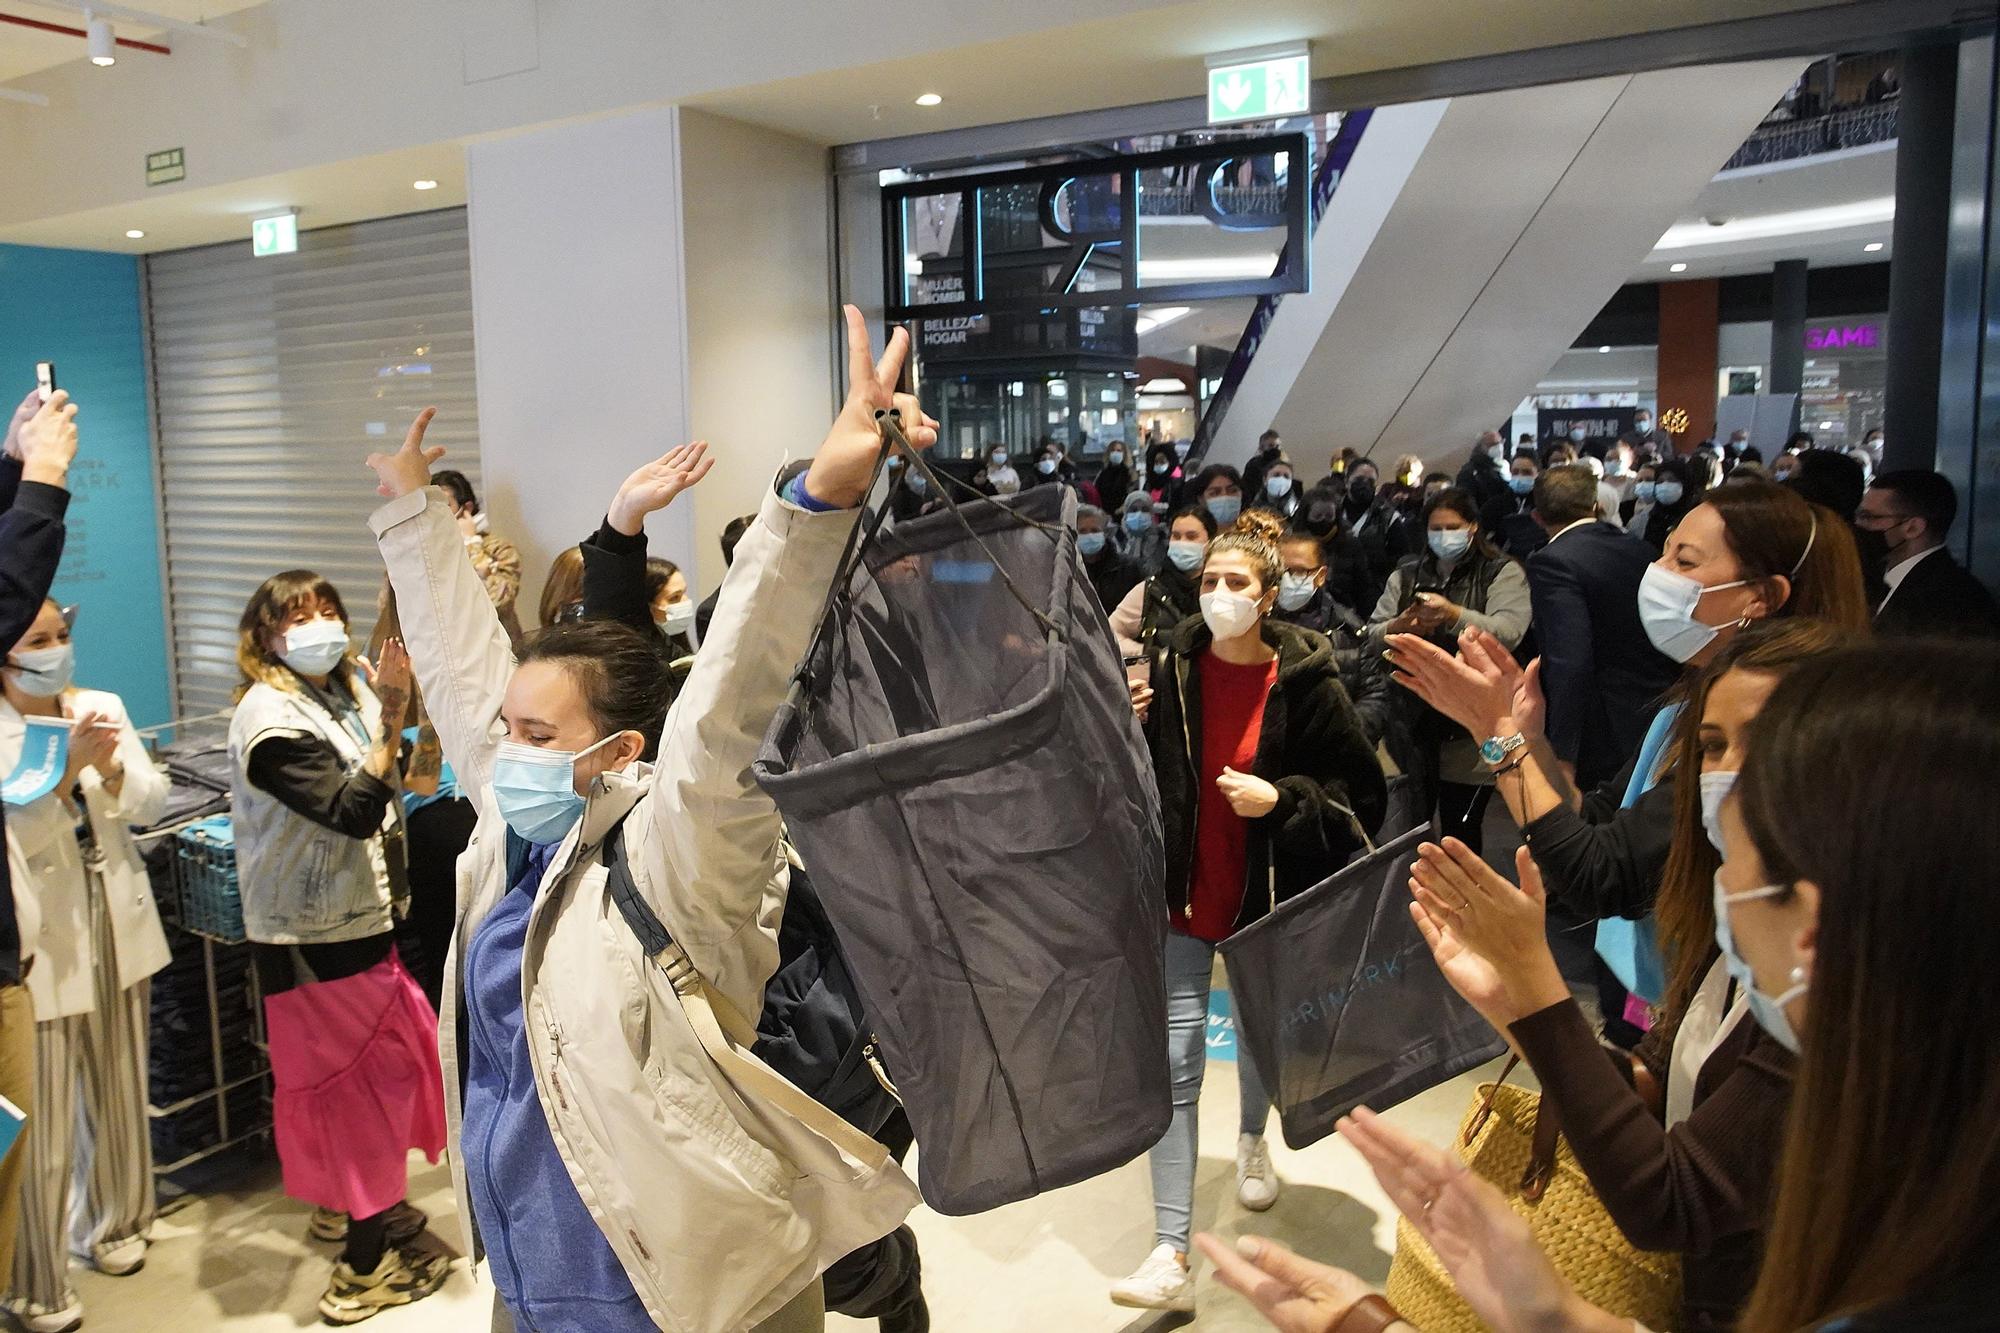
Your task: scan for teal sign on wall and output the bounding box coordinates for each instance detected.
[0,245,171,729]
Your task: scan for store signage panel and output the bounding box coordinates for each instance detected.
[1805,323,1880,351]
[883,132,1311,320]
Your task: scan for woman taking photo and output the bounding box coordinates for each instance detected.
[0,602,169,1333]
[227,574,447,1324]
[1363,487,1529,850]
[1109,503,1217,657]
[1112,519,1386,1316]
[364,308,925,1333]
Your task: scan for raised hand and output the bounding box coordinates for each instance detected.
[1459,628,1542,739]
[366,407,445,499]
[1337,1107,1608,1333]
[66,710,122,781]
[608,440,715,537]
[370,637,417,735]
[18,390,78,486]
[1192,1232,1375,1333]
[1410,841,1568,1021]
[1386,630,1512,739]
[802,306,940,509]
[5,390,40,462]
[1408,895,1516,1028]
[1218,766,1280,818]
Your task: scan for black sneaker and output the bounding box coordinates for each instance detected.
[317,1248,450,1325]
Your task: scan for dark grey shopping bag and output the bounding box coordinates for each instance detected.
[755,472,1171,1216]
[1218,825,1508,1149]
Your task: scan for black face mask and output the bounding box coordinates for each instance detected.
[1855,525,1891,571]
[1347,479,1377,508]
[1303,507,1340,537]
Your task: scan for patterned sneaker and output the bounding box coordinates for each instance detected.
[1,1296,84,1333]
[1236,1133,1282,1212]
[1110,1242,1195,1312]
[316,1248,451,1325]
[310,1202,427,1247]
[86,1234,149,1275]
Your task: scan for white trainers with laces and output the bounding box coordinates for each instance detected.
[1236,1133,1281,1211]
[1110,1242,1195,1312]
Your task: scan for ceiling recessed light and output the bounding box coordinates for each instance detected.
[1669,262,1688,273]
[1863,241,1884,253]
[125,229,145,239]
[1598,345,1612,354]
[413,179,439,191]
[914,93,943,107]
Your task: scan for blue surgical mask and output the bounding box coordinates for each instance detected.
[491,733,624,846]
[1654,481,1685,505]
[1207,495,1242,526]
[1077,532,1107,557]
[280,619,349,677]
[1123,511,1153,535]
[907,472,928,495]
[1711,870,1809,1053]
[1634,481,1658,503]
[1508,474,1536,495]
[1698,769,1736,855]
[1428,528,1473,561]
[1166,540,1205,572]
[1276,572,1319,612]
[8,644,73,698]
[1265,474,1294,499]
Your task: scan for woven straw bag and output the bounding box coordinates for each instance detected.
[1383,1057,1681,1332]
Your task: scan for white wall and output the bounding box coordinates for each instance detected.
[465,105,695,624]
[677,109,835,594]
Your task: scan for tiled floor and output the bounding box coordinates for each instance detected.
[48,1049,1506,1333]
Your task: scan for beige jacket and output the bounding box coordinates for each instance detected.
[373,479,918,1333]
[1,689,170,1019]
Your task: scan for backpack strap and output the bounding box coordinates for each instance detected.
[600,825,893,1171]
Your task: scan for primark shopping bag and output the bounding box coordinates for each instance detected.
[754,470,1171,1216]
[1218,826,1508,1150]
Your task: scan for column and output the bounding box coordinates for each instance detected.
[1883,42,1959,471]
[1767,258,1808,442]
[1657,278,1720,453]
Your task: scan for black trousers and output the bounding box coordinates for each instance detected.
[397,797,478,1011]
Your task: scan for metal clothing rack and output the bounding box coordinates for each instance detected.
[134,706,274,1178]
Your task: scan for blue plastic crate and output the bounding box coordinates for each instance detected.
[172,816,244,944]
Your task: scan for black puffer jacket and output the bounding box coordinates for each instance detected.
[1145,616,1388,933]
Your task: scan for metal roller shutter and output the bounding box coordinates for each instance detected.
[147,209,482,717]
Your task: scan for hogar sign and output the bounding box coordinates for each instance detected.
[1806,324,1880,351]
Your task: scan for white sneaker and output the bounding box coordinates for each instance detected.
[1237,1133,1281,1212]
[86,1234,148,1275]
[1110,1242,1195,1312]
[2,1298,83,1333]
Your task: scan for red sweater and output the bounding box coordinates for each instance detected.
[1179,654,1277,941]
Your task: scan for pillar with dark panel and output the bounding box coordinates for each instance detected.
[1768,258,1808,439]
[1656,279,1720,454]
[1884,42,1957,473]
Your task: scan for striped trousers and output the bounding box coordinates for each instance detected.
[4,870,155,1314]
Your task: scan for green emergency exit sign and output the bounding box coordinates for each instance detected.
[1206,48,1310,125]
[252,211,298,257]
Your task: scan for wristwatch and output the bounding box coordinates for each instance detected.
[1479,731,1527,767]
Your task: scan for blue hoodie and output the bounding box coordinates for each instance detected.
[461,835,655,1332]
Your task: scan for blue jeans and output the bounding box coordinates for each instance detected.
[1148,930,1271,1251]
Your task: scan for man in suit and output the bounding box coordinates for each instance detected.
[1860,470,2000,637]
[1525,465,1680,789]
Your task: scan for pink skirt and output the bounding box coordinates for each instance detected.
[264,950,446,1218]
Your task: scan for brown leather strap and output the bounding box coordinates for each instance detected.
[1332,1294,1403,1333]
[1462,1054,1521,1145]
[1522,1083,1562,1202]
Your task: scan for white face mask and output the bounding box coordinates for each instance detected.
[280,619,350,677]
[655,599,696,639]
[1635,563,1750,663]
[1712,870,1809,1053]
[1037,458,1058,476]
[1265,474,1294,498]
[473,510,492,536]
[1166,540,1205,572]
[1199,588,1263,641]
[1699,769,1737,855]
[1487,443,1506,462]
[9,643,74,698]
[1276,572,1318,612]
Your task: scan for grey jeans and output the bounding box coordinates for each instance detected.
[493,1279,826,1331]
[1147,929,1271,1251]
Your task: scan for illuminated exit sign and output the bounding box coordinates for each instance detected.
[1206,45,1311,125]
[252,210,298,257]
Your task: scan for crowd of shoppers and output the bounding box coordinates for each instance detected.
[5,337,2000,1333]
